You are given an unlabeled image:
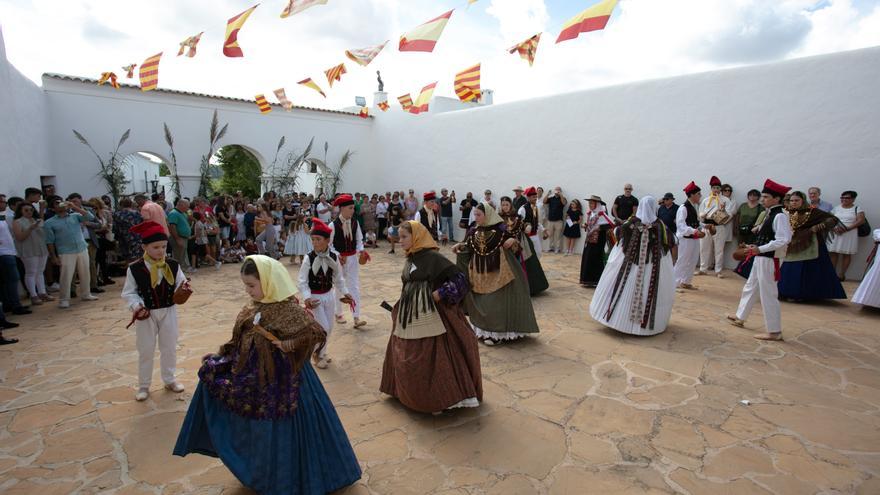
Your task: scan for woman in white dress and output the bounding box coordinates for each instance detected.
[828,190,867,281]
[589,196,676,336]
[852,229,880,308]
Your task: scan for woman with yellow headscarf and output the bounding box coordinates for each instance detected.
[174,255,362,494]
[380,221,483,414]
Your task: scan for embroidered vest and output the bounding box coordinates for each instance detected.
[332,217,360,255]
[129,259,179,310]
[684,201,700,231]
[522,203,539,235]
[419,207,439,241]
[307,251,337,293]
[755,205,784,258]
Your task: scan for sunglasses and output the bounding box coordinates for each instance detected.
[841,196,853,200]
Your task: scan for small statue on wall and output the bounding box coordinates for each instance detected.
[376,70,384,92]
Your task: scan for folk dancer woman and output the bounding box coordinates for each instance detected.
[580,195,614,288]
[380,221,483,413]
[589,197,676,336]
[851,228,880,308]
[499,196,549,296]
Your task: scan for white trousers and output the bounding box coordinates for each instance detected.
[700,224,729,273]
[311,290,336,358]
[530,234,543,259]
[135,306,179,388]
[22,255,48,297]
[736,257,782,334]
[59,250,91,302]
[335,256,361,318]
[674,238,700,285]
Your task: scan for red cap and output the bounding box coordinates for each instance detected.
[310,218,332,238]
[423,191,436,201]
[524,186,537,197]
[333,194,354,207]
[683,181,701,196]
[709,176,722,187]
[130,221,168,244]
[762,179,791,198]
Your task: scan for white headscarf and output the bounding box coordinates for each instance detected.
[635,195,658,224]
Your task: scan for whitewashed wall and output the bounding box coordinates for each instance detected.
[369,46,880,276]
[0,28,50,197]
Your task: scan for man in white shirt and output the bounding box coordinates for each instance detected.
[728,179,793,341]
[674,182,707,290]
[697,176,734,278]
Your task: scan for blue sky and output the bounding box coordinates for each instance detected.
[1,0,879,108]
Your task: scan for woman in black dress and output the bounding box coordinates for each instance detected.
[579,196,614,288]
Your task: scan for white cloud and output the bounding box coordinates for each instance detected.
[486,0,549,42]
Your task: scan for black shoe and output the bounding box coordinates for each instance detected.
[12,308,32,315]
[91,287,106,294]
[0,336,19,345]
[1,320,20,329]
[103,278,116,285]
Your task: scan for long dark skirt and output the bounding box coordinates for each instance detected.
[580,226,609,286]
[523,236,549,296]
[778,242,847,301]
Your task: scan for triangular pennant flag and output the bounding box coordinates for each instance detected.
[399,10,454,52]
[122,64,136,79]
[281,0,328,18]
[557,0,618,43]
[224,4,259,57]
[139,52,162,91]
[255,94,272,114]
[345,41,388,67]
[377,101,390,112]
[298,78,327,98]
[508,33,541,66]
[410,82,437,114]
[358,106,369,119]
[274,88,293,111]
[324,63,347,87]
[454,63,481,102]
[98,72,119,89]
[178,32,204,57]
[397,94,413,111]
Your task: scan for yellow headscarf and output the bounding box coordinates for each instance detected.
[246,255,299,303]
[143,253,175,288]
[478,202,504,227]
[404,220,439,256]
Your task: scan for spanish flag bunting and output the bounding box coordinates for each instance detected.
[139,52,162,91]
[273,88,293,111]
[397,94,413,111]
[255,94,272,114]
[377,101,390,112]
[358,106,369,119]
[508,33,541,66]
[399,10,454,52]
[97,72,120,89]
[324,63,347,87]
[224,4,259,57]
[454,63,481,103]
[122,64,136,79]
[178,32,204,58]
[556,0,618,43]
[281,0,328,18]
[410,82,437,114]
[298,78,327,98]
[345,41,388,67]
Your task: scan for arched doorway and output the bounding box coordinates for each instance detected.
[119,151,171,197]
[211,145,263,199]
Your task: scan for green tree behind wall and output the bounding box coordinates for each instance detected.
[217,145,261,198]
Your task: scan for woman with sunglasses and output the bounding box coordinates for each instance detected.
[828,191,867,281]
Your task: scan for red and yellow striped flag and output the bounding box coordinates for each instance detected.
[255,94,272,114]
[345,41,388,67]
[508,33,541,66]
[358,106,369,119]
[274,88,293,111]
[224,4,259,57]
[178,32,203,57]
[399,10,454,52]
[556,0,618,43]
[298,78,327,98]
[98,72,119,89]
[324,63,347,87]
[281,0,328,18]
[410,82,437,114]
[454,63,481,102]
[398,94,413,111]
[377,101,390,112]
[122,64,136,78]
[139,52,162,91]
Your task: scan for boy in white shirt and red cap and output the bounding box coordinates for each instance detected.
[728,179,792,341]
[674,181,707,290]
[518,187,547,258]
[121,221,190,401]
[414,191,442,242]
[298,218,352,369]
[329,194,369,329]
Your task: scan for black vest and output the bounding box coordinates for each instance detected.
[754,205,784,258]
[419,207,439,241]
[332,217,360,255]
[522,203,539,235]
[307,251,337,293]
[129,259,179,310]
[684,201,700,237]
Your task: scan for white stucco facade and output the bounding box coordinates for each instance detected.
[1,23,878,277]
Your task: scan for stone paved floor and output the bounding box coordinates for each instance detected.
[1,245,879,495]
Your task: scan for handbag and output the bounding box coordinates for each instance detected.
[856,206,871,237]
